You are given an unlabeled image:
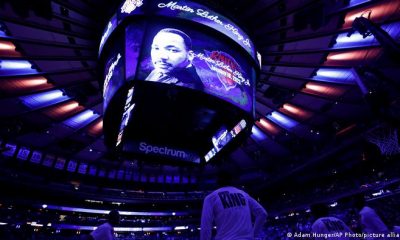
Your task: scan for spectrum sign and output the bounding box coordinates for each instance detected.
[125,141,200,163]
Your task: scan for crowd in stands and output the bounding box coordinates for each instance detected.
[0,190,399,239]
[263,191,400,240]
[1,156,400,239]
[265,156,400,215]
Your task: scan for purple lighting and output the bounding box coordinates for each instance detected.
[0,60,38,75]
[313,68,356,84]
[267,111,299,129]
[0,60,32,69]
[251,125,268,141]
[381,22,400,41]
[52,224,95,231]
[19,90,70,109]
[43,205,188,216]
[63,110,100,129]
[174,226,189,230]
[333,22,400,49]
[334,23,400,47]
[348,0,371,7]
[52,224,173,232]
[334,32,377,49]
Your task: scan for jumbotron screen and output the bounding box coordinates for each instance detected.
[126,21,254,113]
[99,0,259,164]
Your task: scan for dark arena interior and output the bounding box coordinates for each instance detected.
[0,0,400,239]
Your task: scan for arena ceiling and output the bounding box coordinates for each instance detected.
[0,0,399,196]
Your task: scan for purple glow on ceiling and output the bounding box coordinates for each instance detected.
[348,0,372,7]
[267,111,299,129]
[313,68,356,84]
[333,22,400,49]
[381,22,400,41]
[251,125,268,141]
[334,32,377,49]
[0,60,38,75]
[63,110,100,129]
[19,90,70,109]
[0,60,32,69]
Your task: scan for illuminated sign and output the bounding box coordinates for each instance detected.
[30,150,43,164]
[78,163,88,174]
[2,143,17,157]
[88,165,97,176]
[140,142,187,158]
[212,126,230,151]
[67,160,77,172]
[116,86,136,146]
[156,0,255,58]
[99,0,258,63]
[121,0,144,14]
[100,22,113,48]
[17,147,30,161]
[204,148,217,162]
[205,119,247,162]
[98,15,117,55]
[54,157,66,170]
[203,50,250,88]
[103,48,124,113]
[124,141,200,163]
[103,53,122,97]
[42,154,56,167]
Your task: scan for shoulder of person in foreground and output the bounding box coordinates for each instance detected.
[247,193,267,215]
[247,194,267,239]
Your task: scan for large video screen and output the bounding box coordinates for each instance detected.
[126,22,255,113]
[100,0,257,163]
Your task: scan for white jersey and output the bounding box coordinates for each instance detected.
[90,222,114,240]
[311,217,353,239]
[200,186,267,240]
[359,206,389,239]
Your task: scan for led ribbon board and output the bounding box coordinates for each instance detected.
[99,0,258,63]
[205,119,247,162]
[154,0,257,62]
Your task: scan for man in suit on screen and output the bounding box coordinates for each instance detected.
[146,28,204,91]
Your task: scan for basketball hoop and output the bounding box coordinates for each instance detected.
[365,126,400,156]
